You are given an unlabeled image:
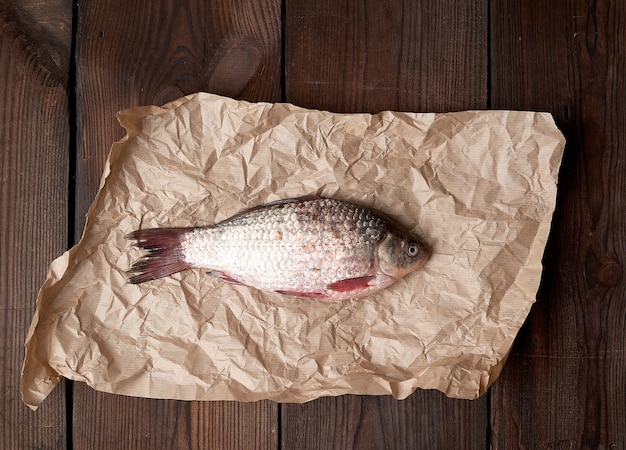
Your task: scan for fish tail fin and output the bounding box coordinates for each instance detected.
[126,228,194,283]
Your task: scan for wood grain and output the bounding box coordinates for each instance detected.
[73,1,281,449]
[283,1,489,448]
[0,1,72,448]
[490,0,626,448]
[73,396,278,449]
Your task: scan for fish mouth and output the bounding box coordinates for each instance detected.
[415,246,432,269]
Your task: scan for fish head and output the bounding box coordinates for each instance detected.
[376,230,431,280]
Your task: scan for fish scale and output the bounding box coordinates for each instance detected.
[127,196,430,300]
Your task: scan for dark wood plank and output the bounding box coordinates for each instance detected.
[490,0,626,448]
[0,0,72,448]
[283,1,489,448]
[193,401,278,449]
[73,397,278,449]
[282,394,487,450]
[73,1,281,449]
[286,0,487,114]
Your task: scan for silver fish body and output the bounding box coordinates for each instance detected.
[128,197,430,300]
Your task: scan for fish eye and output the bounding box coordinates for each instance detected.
[407,242,419,257]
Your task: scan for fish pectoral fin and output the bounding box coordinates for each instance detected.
[327,275,376,292]
[206,271,243,285]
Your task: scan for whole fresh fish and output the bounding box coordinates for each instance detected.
[127,196,430,300]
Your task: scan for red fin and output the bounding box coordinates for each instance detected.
[126,228,194,283]
[206,271,244,285]
[275,290,329,298]
[327,275,376,292]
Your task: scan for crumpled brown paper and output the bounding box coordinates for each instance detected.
[21,93,565,410]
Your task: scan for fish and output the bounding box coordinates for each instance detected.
[126,196,430,300]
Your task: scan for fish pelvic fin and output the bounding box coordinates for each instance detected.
[126,228,194,283]
[327,275,376,292]
[275,290,329,298]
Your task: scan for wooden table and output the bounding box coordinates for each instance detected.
[2,1,624,448]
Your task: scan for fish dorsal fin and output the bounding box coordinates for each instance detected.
[225,196,323,222]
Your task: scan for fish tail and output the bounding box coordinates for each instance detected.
[126,228,194,283]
